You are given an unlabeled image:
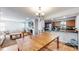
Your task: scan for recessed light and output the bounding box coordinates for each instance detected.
[63,16,66,18]
[0,12,3,14]
[63,16,67,18]
[26,18,29,19]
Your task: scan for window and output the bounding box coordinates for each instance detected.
[0,23,5,31]
[60,21,66,29]
[60,21,66,26]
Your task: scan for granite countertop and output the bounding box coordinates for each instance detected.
[59,30,78,33]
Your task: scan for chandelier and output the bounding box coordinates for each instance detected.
[35,7,45,17]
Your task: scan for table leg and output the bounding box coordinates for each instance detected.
[57,37,59,50]
[10,35,12,39]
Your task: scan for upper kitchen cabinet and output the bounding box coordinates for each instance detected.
[66,20,75,27]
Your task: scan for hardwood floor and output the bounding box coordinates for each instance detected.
[40,41,77,51]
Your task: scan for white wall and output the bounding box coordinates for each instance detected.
[38,20,45,33]
[0,17,25,32]
[0,21,24,32]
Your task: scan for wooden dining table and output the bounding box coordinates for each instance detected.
[17,32,59,51]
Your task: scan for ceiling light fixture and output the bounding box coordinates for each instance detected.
[35,7,45,17]
[32,7,49,13]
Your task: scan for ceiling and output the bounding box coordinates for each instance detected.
[0,7,78,22]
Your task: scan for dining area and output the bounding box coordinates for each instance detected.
[0,7,79,51]
[1,31,77,51]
